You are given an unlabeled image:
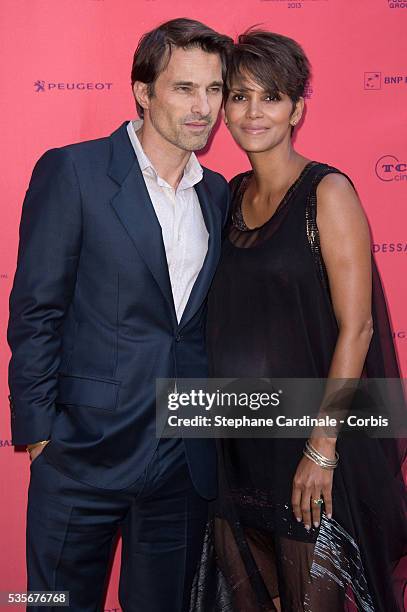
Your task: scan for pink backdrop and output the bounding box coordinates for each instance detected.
[1,1,406,609]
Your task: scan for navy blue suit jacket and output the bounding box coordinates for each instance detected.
[7,121,229,498]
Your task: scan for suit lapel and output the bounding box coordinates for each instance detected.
[108,122,222,332]
[179,177,221,331]
[108,122,177,324]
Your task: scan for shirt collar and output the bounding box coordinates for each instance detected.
[127,119,203,190]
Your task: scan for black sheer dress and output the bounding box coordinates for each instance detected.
[190,162,406,612]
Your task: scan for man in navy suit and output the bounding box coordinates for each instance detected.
[7,18,231,611]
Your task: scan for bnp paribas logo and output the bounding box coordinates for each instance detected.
[364,73,381,90]
[364,72,407,90]
[34,80,113,93]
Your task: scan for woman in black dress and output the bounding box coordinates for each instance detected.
[193,30,406,612]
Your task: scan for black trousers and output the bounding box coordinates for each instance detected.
[26,437,208,611]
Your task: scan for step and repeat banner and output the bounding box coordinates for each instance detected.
[0,0,406,609]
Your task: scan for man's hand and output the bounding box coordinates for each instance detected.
[27,440,50,462]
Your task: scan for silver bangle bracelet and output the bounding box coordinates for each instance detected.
[303,440,339,469]
[306,440,339,463]
[303,449,337,469]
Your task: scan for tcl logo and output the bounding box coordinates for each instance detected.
[375,155,407,182]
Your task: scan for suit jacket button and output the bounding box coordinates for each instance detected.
[175,333,181,342]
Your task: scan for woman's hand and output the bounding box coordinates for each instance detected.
[291,442,335,530]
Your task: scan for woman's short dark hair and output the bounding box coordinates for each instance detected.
[131,18,232,118]
[227,28,311,107]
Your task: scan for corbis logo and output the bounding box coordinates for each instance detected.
[364,72,407,89]
[375,155,407,182]
[387,0,407,7]
[34,80,113,93]
[373,243,407,253]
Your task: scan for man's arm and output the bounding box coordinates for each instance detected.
[7,147,82,446]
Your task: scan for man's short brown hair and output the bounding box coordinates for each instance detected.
[131,18,232,118]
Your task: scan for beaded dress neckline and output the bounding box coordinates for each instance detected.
[233,161,317,232]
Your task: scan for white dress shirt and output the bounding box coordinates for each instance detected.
[127,120,209,323]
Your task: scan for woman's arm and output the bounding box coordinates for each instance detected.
[318,172,373,377]
[312,172,373,450]
[291,172,373,529]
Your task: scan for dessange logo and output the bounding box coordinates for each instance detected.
[34,80,113,93]
[373,242,407,253]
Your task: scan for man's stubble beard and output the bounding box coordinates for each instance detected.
[175,128,212,152]
[150,110,214,152]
